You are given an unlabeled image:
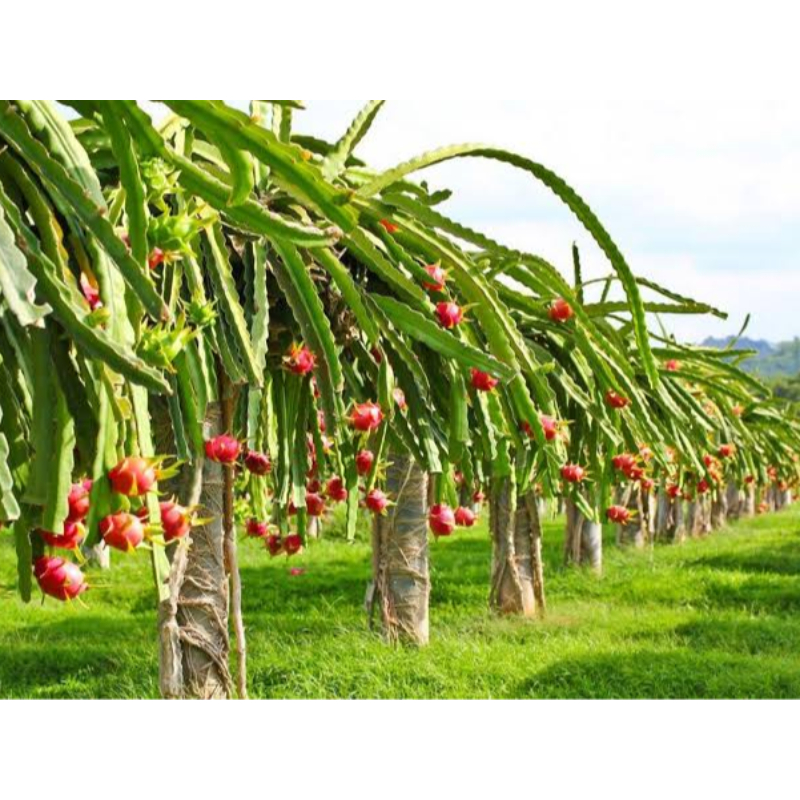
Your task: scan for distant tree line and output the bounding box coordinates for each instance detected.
[770,372,800,402]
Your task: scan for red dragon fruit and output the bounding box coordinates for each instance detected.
[80,275,102,311]
[435,302,464,330]
[356,450,375,476]
[540,415,559,441]
[40,521,85,551]
[429,504,456,538]
[108,457,158,497]
[205,435,241,464]
[285,344,316,376]
[66,482,91,522]
[306,492,326,518]
[718,444,736,460]
[470,369,499,393]
[100,511,145,553]
[561,464,586,484]
[548,298,574,323]
[246,519,270,539]
[283,534,303,557]
[605,390,630,410]
[454,506,477,528]
[266,534,284,557]
[365,489,390,515]
[244,450,271,476]
[326,477,349,503]
[349,402,384,433]
[160,501,193,542]
[34,556,88,602]
[379,219,399,234]
[422,264,447,292]
[606,506,632,524]
[148,248,165,270]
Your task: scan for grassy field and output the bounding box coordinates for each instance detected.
[1,504,799,699]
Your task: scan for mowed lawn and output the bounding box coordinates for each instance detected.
[1,504,800,699]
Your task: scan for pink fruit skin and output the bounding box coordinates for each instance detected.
[350,403,383,433]
[205,435,241,464]
[246,519,270,539]
[365,490,389,515]
[244,450,271,476]
[561,465,586,484]
[356,450,375,476]
[455,507,476,528]
[285,344,316,376]
[67,483,90,522]
[549,298,574,323]
[100,512,145,552]
[435,302,464,329]
[34,557,88,601]
[306,493,326,518]
[40,521,85,550]
[470,369,499,392]
[284,535,303,557]
[108,457,157,497]
[540,416,559,441]
[606,506,631,524]
[326,477,348,503]
[429,504,456,537]
[160,501,191,542]
[423,264,447,292]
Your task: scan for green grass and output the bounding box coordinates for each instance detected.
[2,505,800,699]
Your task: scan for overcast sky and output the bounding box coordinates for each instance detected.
[145,98,800,344]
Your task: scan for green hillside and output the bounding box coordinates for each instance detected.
[702,337,800,379]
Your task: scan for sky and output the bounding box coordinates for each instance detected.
[144,98,800,344]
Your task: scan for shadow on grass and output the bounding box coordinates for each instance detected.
[688,541,800,578]
[673,615,800,656]
[239,564,368,611]
[517,648,800,699]
[0,615,155,697]
[701,575,800,615]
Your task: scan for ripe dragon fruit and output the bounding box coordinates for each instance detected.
[100,512,145,553]
[548,298,574,323]
[160,501,193,542]
[435,302,464,329]
[34,556,88,602]
[429,504,456,537]
[244,450,271,476]
[454,506,477,528]
[422,264,447,292]
[470,369,499,393]
[284,343,316,376]
[40,521,85,551]
[365,489,390,515]
[205,435,242,464]
[349,402,384,433]
[108,457,158,497]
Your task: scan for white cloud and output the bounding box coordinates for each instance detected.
[138,98,800,342]
[298,98,800,342]
[463,217,800,344]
